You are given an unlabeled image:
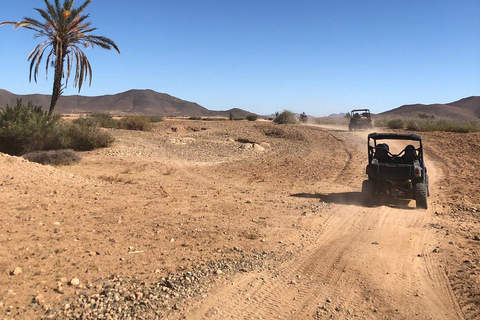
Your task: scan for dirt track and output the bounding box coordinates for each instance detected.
[1,120,479,319]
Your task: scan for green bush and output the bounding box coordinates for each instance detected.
[74,113,118,128]
[63,121,115,150]
[23,149,81,166]
[274,110,297,124]
[119,115,153,131]
[90,113,118,128]
[246,115,258,121]
[188,116,203,121]
[0,100,63,155]
[0,100,114,155]
[386,119,404,129]
[148,116,164,123]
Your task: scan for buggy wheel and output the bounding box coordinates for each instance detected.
[415,183,428,209]
[362,180,375,206]
[425,174,430,197]
[349,125,353,132]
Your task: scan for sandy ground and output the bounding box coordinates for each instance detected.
[0,120,479,319]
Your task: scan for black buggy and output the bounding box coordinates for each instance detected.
[349,109,373,131]
[362,133,429,209]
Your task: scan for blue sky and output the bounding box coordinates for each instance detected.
[0,0,479,116]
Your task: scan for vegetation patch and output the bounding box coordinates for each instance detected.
[273,110,297,124]
[375,117,480,133]
[0,100,114,155]
[118,115,153,131]
[22,149,81,166]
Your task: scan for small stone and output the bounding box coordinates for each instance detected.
[170,238,175,243]
[10,267,22,276]
[326,298,332,303]
[34,294,45,304]
[69,277,80,286]
[433,248,440,253]
[371,241,380,245]
[253,144,265,151]
[473,235,480,241]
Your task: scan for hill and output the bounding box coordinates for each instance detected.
[0,89,256,118]
[379,96,480,120]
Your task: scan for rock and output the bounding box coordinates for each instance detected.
[473,235,480,241]
[371,241,380,245]
[69,277,80,286]
[326,298,332,303]
[259,142,271,148]
[10,267,22,276]
[34,294,45,304]
[253,144,265,151]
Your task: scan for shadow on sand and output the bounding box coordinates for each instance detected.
[291,192,413,209]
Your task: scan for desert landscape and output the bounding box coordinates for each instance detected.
[1,119,479,319]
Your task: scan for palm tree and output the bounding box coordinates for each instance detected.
[1,0,120,116]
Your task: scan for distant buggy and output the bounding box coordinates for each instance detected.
[349,109,373,131]
[362,133,429,209]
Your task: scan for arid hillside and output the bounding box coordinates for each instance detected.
[379,96,480,120]
[0,89,256,118]
[0,120,479,319]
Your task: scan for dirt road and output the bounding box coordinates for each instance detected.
[185,126,462,320]
[1,120,478,319]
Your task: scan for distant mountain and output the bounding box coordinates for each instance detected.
[327,113,346,118]
[379,96,480,121]
[0,89,256,118]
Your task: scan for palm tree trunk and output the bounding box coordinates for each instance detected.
[48,51,64,116]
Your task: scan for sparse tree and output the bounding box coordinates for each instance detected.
[1,0,120,116]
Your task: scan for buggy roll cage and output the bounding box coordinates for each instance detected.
[367,132,424,164]
[351,109,371,116]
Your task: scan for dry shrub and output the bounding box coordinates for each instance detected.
[119,116,153,131]
[22,149,81,166]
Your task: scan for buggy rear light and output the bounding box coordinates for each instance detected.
[413,160,422,178]
[366,165,371,174]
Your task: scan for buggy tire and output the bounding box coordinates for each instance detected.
[349,125,353,132]
[425,174,430,197]
[415,183,428,209]
[362,180,375,206]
